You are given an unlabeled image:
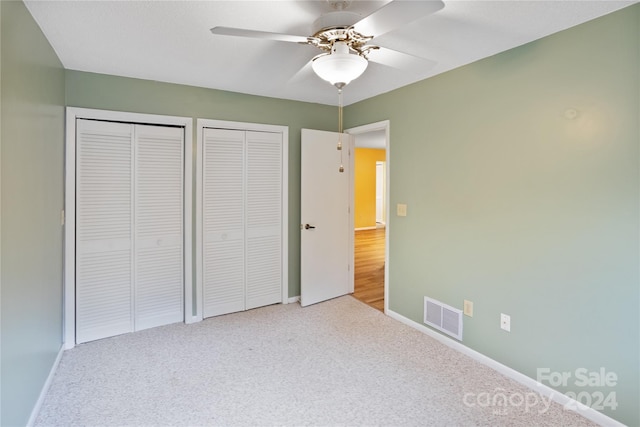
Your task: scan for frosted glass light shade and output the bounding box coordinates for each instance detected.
[312,42,368,87]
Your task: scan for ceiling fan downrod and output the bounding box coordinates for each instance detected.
[337,87,345,173]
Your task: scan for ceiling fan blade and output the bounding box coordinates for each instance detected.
[353,0,445,38]
[367,46,436,70]
[210,26,312,44]
[287,60,315,85]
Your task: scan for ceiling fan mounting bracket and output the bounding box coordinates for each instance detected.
[327,0,352,11]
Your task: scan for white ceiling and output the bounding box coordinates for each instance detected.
[24,0,636,106]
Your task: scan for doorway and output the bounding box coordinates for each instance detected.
[347,121,389,313]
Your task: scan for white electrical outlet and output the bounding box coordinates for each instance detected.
[500,313,511,332]
[397,203,407,217]
[463,300,473,317]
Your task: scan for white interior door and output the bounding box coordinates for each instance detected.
[300,128,353,307]
[76,119,134,343]
[245,131,283,310]
[76,119,185,344]
[134,124,184,331]
[201,128,283,318]
[202,129,246,318]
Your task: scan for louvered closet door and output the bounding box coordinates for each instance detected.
[202,129,246,318]
[245,131,282,309]
[76,119,134,344]
[76,120,185,344]
[134,125,184,330]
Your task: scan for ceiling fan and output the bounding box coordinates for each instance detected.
[210,0,444,88]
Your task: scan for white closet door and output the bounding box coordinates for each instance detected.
[76,119,134,344]
[202,128,246,317]
[134,125,184,330]
[245,131,282,309]
[76,120,185,344]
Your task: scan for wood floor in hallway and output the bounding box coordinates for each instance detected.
[353,227,385,312]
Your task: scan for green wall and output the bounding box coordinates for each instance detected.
[66,70,337,301]
[0,1,66,425]
[346,5,639,425]
[4,1,638,425]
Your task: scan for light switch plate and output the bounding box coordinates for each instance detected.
[463,300,473,317]
[397,203,407,217]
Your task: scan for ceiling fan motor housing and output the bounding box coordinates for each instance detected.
[311,10,375,56]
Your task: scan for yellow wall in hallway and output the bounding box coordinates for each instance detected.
[354,148,386,229]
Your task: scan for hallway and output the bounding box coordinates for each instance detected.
[353,228,385,312]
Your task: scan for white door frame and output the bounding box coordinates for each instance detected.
[375,161,386,225]
[64,107,193,349]
[195,119,289,322]
[346,120,390,313]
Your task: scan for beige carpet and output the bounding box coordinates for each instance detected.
[35,296,595,426]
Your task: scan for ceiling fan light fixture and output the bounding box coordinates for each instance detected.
[312,42,368,87]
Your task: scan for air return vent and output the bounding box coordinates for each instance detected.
[424,296,463,340]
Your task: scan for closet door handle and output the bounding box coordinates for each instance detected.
[304,224,316,230]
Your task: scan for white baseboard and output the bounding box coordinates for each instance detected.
[355,226,377,231]
[386,309,624,427]
[26,345,65,427]
[287,296,300,304]
[185,315,202,324]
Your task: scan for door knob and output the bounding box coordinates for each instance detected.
[304,224,316,230]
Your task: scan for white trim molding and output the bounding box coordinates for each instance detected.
[386,309,625,427]
[346,120,390,314]
[26,345,64,427]
[195,119,289,320]
[64,107,194,348]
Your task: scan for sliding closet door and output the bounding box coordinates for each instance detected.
[245,131,282,309]
[76,120,134,343]
[134,125,184,330]
[202,129,246,318]
[76,120,185,343]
